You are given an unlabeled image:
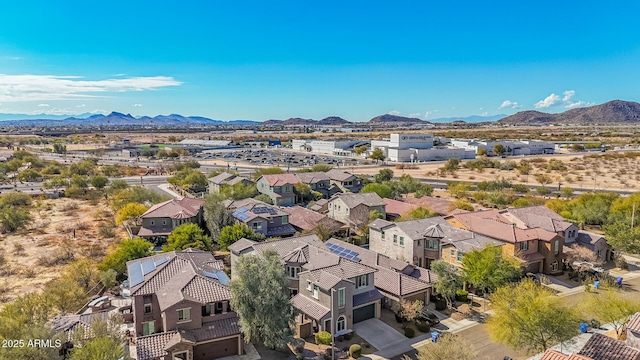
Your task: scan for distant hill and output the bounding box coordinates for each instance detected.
[261,116,350,126]
[367,114,428,125]
[0,112,224,127]
[430,114,507,123]
[498,100,640,125]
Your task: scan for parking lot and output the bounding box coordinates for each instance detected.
[193,148,362,168]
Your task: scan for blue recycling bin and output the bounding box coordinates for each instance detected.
[431,331,440,343]
[616,277,623,287]
[580,323,589,333]
[594,280,600,290]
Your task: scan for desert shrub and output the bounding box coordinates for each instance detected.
[537,186,552,196]
[291,338,305,354]
[435,298,447,311]
[99,224,116,238]
[12,243,25,255]
[512,184,529,194]
[349,344,362,359]
[416,321,431,333]
[455,289,468,302]
[22,267,36,278]
[404,328,415,338]
[315,331,332,345]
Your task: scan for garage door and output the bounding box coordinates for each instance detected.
[193,337,239,360]
[353,304,375,323]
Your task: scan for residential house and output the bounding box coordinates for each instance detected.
[137,197,205,244]
[228,235,384,337]
[628,312,640,350]
[383,198,419,221]
[208,172,254,194]
[310,199,329,213]
[501,205,612,263]
[225,198,296,238]
[446,210,565,274]
[327,193,386,230]
[50,310,115,342]
[325,169,363,193]
[294,172,339,199]
[128,249,243,360]
[255,174,299,206]
[282,206,344,235]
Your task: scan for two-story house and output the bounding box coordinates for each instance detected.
[501,205,612,263]
[327,193,386,230]
[325,169,363,193]
[137,197,205,245]
[369,217,502,269]
[282,206,344,235]
[225,198,296,237]
[208,172,254,194]
[256,174,299,206]
[446,210,565,274]
[128,249,243,360]
[294,172,339,199]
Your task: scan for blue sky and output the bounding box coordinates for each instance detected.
[1,1,639,121]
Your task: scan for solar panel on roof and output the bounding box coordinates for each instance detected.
[267,208,278,215]
[353,257,361,262]
[128,261,144,287]
[155,257,168,266]
[203,270,231,286]
[141,259,156,275]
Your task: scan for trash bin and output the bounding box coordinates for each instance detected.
[431,331,440,343]
[580,323,589,333]
[616,277,623,288]
[594,280,600,290]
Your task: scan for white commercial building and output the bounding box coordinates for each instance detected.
[292,139,369,156]
[370,133,476,162]
[450,139,554,156]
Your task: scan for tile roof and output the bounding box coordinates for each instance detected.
[226,197,289,223]
[540,349,593,360]
[578,333,640,360]
[576,232,605,249]
[295,172,331,184]
[291,294,330,321]
[502,207,573,233]
[208,172,236,185]
[449,210,560,243]
[281,248,308,264]
[314,257,377,280]
[283,206,343,232]
[250,234,323,257]
[331,192,386,208]
[403,196,455,216]
[310,199,329,212]
[520,252,546,262]
[50,310,113,341]
[306,269,346,290]
[383,198,419,216]
[227,238,257,254]
[141,197,204,220]
[261,173,299,186]
[627,312,640,333]
[190,316,241,341]
[325,169,357,182]
[353,289,384,307]
[182,276,232,304]
[136,332,176,360]
[375,270,431,298]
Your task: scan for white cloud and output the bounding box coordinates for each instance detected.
[132,103,143,107]
[38,103,49,107]
[0,74,182,102]
[76,104,86,108]
[562,90,575,102]
[499,100,519,109]
[565,100,593,109]
[534,93,561,108]
[388,110,401,116]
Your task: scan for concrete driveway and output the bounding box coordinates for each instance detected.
[352,318,406,350]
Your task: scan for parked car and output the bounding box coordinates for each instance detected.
[417,310,440,326]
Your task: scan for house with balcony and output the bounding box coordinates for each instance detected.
[327,193,386,230]
[256,174,299,206]
[325,169,363,193]
[294,172,339,199]
[208,172,254,194]
[225,198,296,238]
[137,197,205,245]
[127,249,243,360]
[446,210,565,274]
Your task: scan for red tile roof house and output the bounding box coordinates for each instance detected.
[136,197,205,245]
[127,249,243,360]
[446,209,565,275]
[294,171,341,199]
[383,198,419,221]
[255,173,299,206]
[224,198,297,238]
[207,172,254,195]
[228,234,385,338]
[282,205,344,234]
[628,312,640,351]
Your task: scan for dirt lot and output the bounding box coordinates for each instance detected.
[0,197,126,305]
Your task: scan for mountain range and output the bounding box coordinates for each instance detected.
[497,100,640,125]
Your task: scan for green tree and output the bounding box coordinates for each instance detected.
[253,167,284,180]
[45,277,88,314]
[451,198,474,211]
[430,260,462,307]
[71,174,89,189]
[391,299,424,329]
[218,223,266,251]
[355,145,368,155]
[487,279,580,353]
[0,207,31,233]
[163,223,213,252]
[361,183,393,199]
[203,194,236,240]
[43,176,69,190]
[604,222,640,255]
[168,168,208,192]
[412,333,476,360]
[98,238,154,276]
[100,269,118,289]
[220,182,257,200]
[293,182,314,203]
[369,148,385,164]
[254,194,274,204]
[17,168,41,182]
[493,144,506,157]
[394,174,432,198]
[231,250,296,349]
[109,186,168,210]
[90,175,109,189]
[586,289,640,339]
[461,246,521,293]
[115,202,149,225]
[447,182,474,198]
[374,169,394,183]
[442,158,460,174]
[0,323,62,360]
[570,192,618,226]
[397,207,435,221]
[534,173,553,187]
[53,142,67,154]
[70,315,126,360]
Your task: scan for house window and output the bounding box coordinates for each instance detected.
[381,231,385,240]
[337,316,346,332]
[417,240,421,246]
[253,222,262,230]
[274,186,281,193]
[425,239,439,250]
[202,304,212,316]
[282,215,289,225]
[399,236,404,246]
[173,351,188,360]
[520,241,529,251]
[144,303,152,314]
[554,240,559,255]
[457,251,464,262]
[286,266,300,279]
[177,308,191,322]
[345,181,352,186]
[150,220,155,226]
[313,285,319,299]
[393,234,397,244]
[289,288,298,298]
[142,321,155,336]
[596,250,602,259]
[338,288,345,308]
[162,220,167,226]
[551,260,559,271]
[346,208,349,214]
[215,301,224,314]
[356,275,368,288]
[307,280,312,291]
[450,249,455,257]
